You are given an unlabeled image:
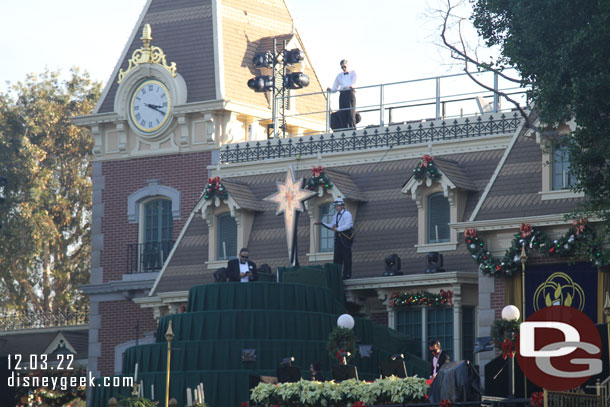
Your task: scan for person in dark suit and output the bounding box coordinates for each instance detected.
[309,361,325,382]
[429,339,450,379]
[226,248,257,282]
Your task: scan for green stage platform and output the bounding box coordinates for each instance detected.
[90,264,430,407]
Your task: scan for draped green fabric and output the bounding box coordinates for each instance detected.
[91,263,429,407]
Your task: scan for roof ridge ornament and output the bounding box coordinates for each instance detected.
[117,24,177,83]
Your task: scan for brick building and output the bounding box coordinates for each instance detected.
[75,0,606,398]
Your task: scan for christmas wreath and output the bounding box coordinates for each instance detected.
[305,166,332,191]
[412,155,441,181]
[465,219,609,277]
[327,327,357,363]
[490,319,519,359]
[204,176,228,201]
[389,290,453,308]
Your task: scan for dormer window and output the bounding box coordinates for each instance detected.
[427,193,450,243]
[318,202,334,253]
[552,144,576,190]
[217,212,237,260]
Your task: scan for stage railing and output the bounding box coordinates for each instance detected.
[544,387,601,407]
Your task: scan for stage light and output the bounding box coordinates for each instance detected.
[252,51,273,68]
[284,72,309,89]
[425,251,445,273]
[280,356,295,367]
[383,254,402,276]
[247,76,273,92]
[284,48,304,65]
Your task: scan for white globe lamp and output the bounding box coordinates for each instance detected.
[502,305,520,321]
[337,314,355,330]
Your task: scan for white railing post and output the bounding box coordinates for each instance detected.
[379,84,385,127]
[435,76,441,119]
[325,90,331,133]
[493,72,499,112]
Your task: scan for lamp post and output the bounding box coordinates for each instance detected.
[502,305,520,398]
[604,292,610,372]
[165,320,174,407]
[247,39,310,138]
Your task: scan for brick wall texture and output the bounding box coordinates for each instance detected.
[492,277,505,321]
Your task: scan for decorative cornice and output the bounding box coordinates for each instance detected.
[450,213,601,232]
[343,271,478,291]
[81,278,156,295]
[118,24,177,84]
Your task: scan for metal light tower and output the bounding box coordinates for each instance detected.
[247,39,310,138]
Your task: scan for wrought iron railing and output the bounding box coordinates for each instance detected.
[220,112,524,163]
[126,240,174,273]
[0,308,89,331]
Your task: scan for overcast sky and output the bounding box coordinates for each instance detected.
[0,1,491,92]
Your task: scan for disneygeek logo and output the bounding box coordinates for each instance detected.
[516,306,602,391]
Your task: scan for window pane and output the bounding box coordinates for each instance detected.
[427,193,450,243]
[217,213,237,260]
[427,308,453,360]
[395,309,422,357]
[552,145,576,190]
[462,307,475,363]
[319,203,334,253]
[142,198,173,272]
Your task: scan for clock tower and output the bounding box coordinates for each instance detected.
[74,0,325,379]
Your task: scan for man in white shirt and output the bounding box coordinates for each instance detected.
[327,59,357,129]
[315,198,354,279]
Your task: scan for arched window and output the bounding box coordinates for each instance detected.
[217,213,237,260]
[427,193,450,243]
[318,203,334,253]
[141,198,173,272]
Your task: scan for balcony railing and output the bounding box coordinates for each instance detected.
[0,308,89,331]
[126,240,174,274]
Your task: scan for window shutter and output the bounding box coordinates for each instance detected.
[217,213,238,260]
[428,193,450,243]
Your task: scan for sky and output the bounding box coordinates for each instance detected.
[0,1,489,89]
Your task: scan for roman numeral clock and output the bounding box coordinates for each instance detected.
[114,24,187,143]
[130,79,172,134]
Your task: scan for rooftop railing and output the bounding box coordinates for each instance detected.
[0,308,89,331]
[221,70,528,164]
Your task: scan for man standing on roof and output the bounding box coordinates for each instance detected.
[327,59,357,129]
[315,199,354,279]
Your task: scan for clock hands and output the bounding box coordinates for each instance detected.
[144,103,166,116]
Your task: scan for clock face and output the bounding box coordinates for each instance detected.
[129,79,172,134]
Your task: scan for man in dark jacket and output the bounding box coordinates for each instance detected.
[226,248,257,282]
[429,339,450,379]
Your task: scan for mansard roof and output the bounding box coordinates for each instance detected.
[151,148,504,295]
[97,0,217,113]
[473,133,584,221]
[432,158,478,192]
[220,180,261,211]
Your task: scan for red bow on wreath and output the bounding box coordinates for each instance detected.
[208,176,221,184]
[439,400,453,407]
[312,166,324,177]
[573,218,587,236]
[420,154,434,168]
[502,338,514,359]
[464,228,477,238]
[530,391,544,407]
[352,402,368,407]
[520,223,533,239]
[336,349,345,362]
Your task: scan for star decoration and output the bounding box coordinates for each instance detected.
[264,167,316,260]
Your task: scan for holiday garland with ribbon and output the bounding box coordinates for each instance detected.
[327,327,357,363]
[412,154,441,181]
[389,290,453,308]
[204,176,228,201]
[305,166,333,191]
[465,219,609,277]
[530,391,544,407]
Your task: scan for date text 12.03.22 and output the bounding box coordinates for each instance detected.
[7,354,74,371]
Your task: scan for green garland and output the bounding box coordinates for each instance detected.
[465,219,610,277]
[204,176,228,201]
[305,166,332,191]
[327,327,357,363]
[389,290,453,308]
[490,319,519,349]
[412,155,441,181]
